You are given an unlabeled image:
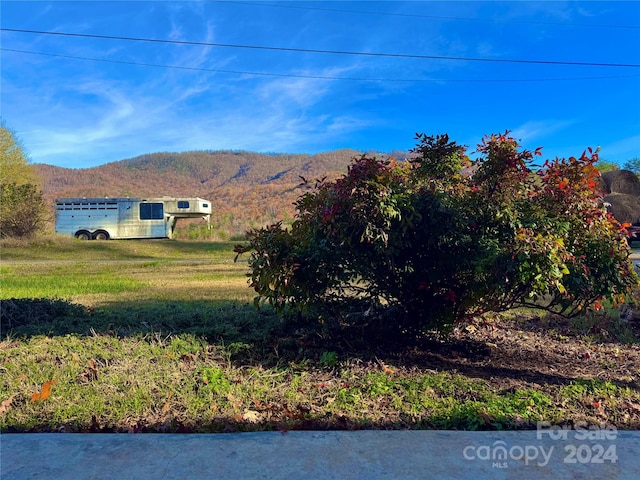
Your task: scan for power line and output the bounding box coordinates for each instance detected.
[217,0,640,30]
[2,28,639,68]
[5,48,640,84]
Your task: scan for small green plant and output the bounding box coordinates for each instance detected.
[365,371,394,396]
[319,351,339,368]
[169,336,204,356]
[201,367,231,394]
[226,342,252,356]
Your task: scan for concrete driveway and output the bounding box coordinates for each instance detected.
[2,430,639,479]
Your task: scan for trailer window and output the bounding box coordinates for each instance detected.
[177,201,190,209]
[140,203,164,220]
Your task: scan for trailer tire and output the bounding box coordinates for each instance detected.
[94,230,110,241]
[75,231,92,241]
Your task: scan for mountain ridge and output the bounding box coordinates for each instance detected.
[35,149,370,199]
[35,148,405,238]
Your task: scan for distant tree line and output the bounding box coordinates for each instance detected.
[596,158,640,176]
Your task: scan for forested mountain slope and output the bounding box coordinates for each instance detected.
[36,149,366,198]
[35,149,400,238]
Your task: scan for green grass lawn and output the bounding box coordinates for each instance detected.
[1,235,639,433]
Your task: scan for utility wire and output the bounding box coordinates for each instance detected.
[2,28,639,68]
[217,0,640,30]
[4,48,640,84]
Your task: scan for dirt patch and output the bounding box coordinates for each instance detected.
[282,311,640,395]
[407,317,640,391]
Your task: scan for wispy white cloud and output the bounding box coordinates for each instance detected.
[3,0,637,170]
[22,56,372,165]
[256,76,331,108]
[601,135,640,162]
[511,120,575,143]
[497,2,574,23]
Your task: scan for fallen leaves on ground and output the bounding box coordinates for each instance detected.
[79,359,99,383]
[0,395,17,415]
[161,392,174,415]
[30,380,57,403]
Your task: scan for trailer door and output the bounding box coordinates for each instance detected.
[139,202,169,238]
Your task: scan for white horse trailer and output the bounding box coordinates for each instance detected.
[55,197,212,240]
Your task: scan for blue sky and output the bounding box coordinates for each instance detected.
[1,1,639,169]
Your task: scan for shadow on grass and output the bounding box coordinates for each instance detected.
[3,298,639,394]
[3,298,640,433]
[0,297,283,348]
[486,308,640,345]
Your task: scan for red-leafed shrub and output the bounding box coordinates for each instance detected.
[237,133,638,333]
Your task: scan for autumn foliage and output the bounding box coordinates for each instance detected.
[35,149,359,239]
[239,133,638,333]
[0,123,47,239]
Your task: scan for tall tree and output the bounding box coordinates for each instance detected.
[0,121,38,186]
[0,121,46,238]
[623,157,640,176]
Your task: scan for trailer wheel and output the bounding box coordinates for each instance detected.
[75,231,92,241]
[94,230,110,241]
